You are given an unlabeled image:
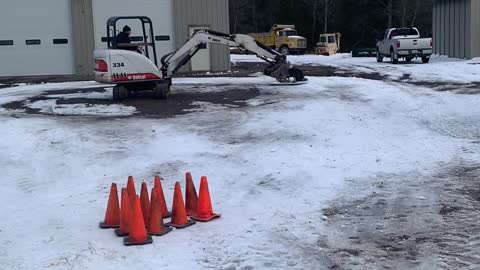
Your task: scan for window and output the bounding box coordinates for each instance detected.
[389,31,397,39]
[320,36,327,43]
[102,36,144,42]
[328,36,335,43]
[390,28,418,39]
[26,39,41,45]
[53,39,68,44]
[284,30,297,37]
[155,35,170,41]
[130,36,143,42]
[395,28,419,36]
[0,40,13,46]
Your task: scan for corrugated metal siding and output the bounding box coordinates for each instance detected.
[71,0,95,76]
[459,0,466,58]
[433,1,439,55]
[433,0,479,59]
[466,0,472,58]
[472,0,480,57]
[174,0,230,72]
[448,0,454,57]
[455,1,460,57]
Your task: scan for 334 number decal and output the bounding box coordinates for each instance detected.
[113,62,125,68]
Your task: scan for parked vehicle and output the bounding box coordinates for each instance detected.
[351,41,376,57]
[376,27,433,64]
[315,33,341,56]
[248,25,307,55]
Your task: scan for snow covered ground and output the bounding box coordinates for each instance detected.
[1,56,480,269]
[232,53,480,83]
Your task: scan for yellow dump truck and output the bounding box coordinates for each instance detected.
[248,25,307,55]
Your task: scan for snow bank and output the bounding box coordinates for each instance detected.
[232,53,480,83]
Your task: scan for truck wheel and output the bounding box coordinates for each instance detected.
[421,57,430,64]
[376,49,383,63]
[113,85,128,101]
[405,57,413,63]
[390,50,398,64]
[154,82,170,100]
[279,46,290,56]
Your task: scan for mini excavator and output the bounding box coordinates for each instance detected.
[94,16,307,100]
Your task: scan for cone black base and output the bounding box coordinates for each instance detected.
[165,219,196,229]
[99,222,120,229]
[148,227,173,236]
[191,213,221,222]
[123,235,153,246]
[114,228,129,237]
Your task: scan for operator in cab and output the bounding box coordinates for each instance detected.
[115,25,138,51]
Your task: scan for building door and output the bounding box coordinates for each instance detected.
[189,26,211,71]
[0,0,75,76]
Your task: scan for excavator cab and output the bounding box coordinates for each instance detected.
[106,16,158,67]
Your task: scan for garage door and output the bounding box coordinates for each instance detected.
[93,0,175,65]
[0,1,75,77]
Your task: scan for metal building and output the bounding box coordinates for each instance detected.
[0,0,230,78]
[433,0,480,59]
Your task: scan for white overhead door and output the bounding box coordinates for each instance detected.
[93,0,175,65]
[0,1,75,76]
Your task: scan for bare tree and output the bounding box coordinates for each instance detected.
[312,0,319,42]
[376,0,393,28]
[323,0,333,33]
[230,0,249,33]
[324,0,328,33]
[252,0,257,32]
[400,0,407,27]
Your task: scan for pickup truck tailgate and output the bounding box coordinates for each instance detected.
[397,38,431,50]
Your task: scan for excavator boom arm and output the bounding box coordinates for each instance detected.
[161,30,305,83]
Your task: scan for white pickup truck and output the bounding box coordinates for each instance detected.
[376,27,433,64]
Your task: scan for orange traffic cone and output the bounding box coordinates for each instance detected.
[115,188,132,237]
[185,172,198,217]
[127,176,137,209]
[148,188,173,236]
[191,176,221,222]
[166,182,195,229]
[154,176,171,218]
[140,182,150,226]
[127,176,136,205]
[124,195,153,246]
[99,183,120,229]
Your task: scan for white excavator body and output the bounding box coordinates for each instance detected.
[94,49,163,83]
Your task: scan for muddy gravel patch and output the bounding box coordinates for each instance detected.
[1,86,261,118]
[316,162,480,269]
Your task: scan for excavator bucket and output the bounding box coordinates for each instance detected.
[288,68,306,82]
[263,59,307,84]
